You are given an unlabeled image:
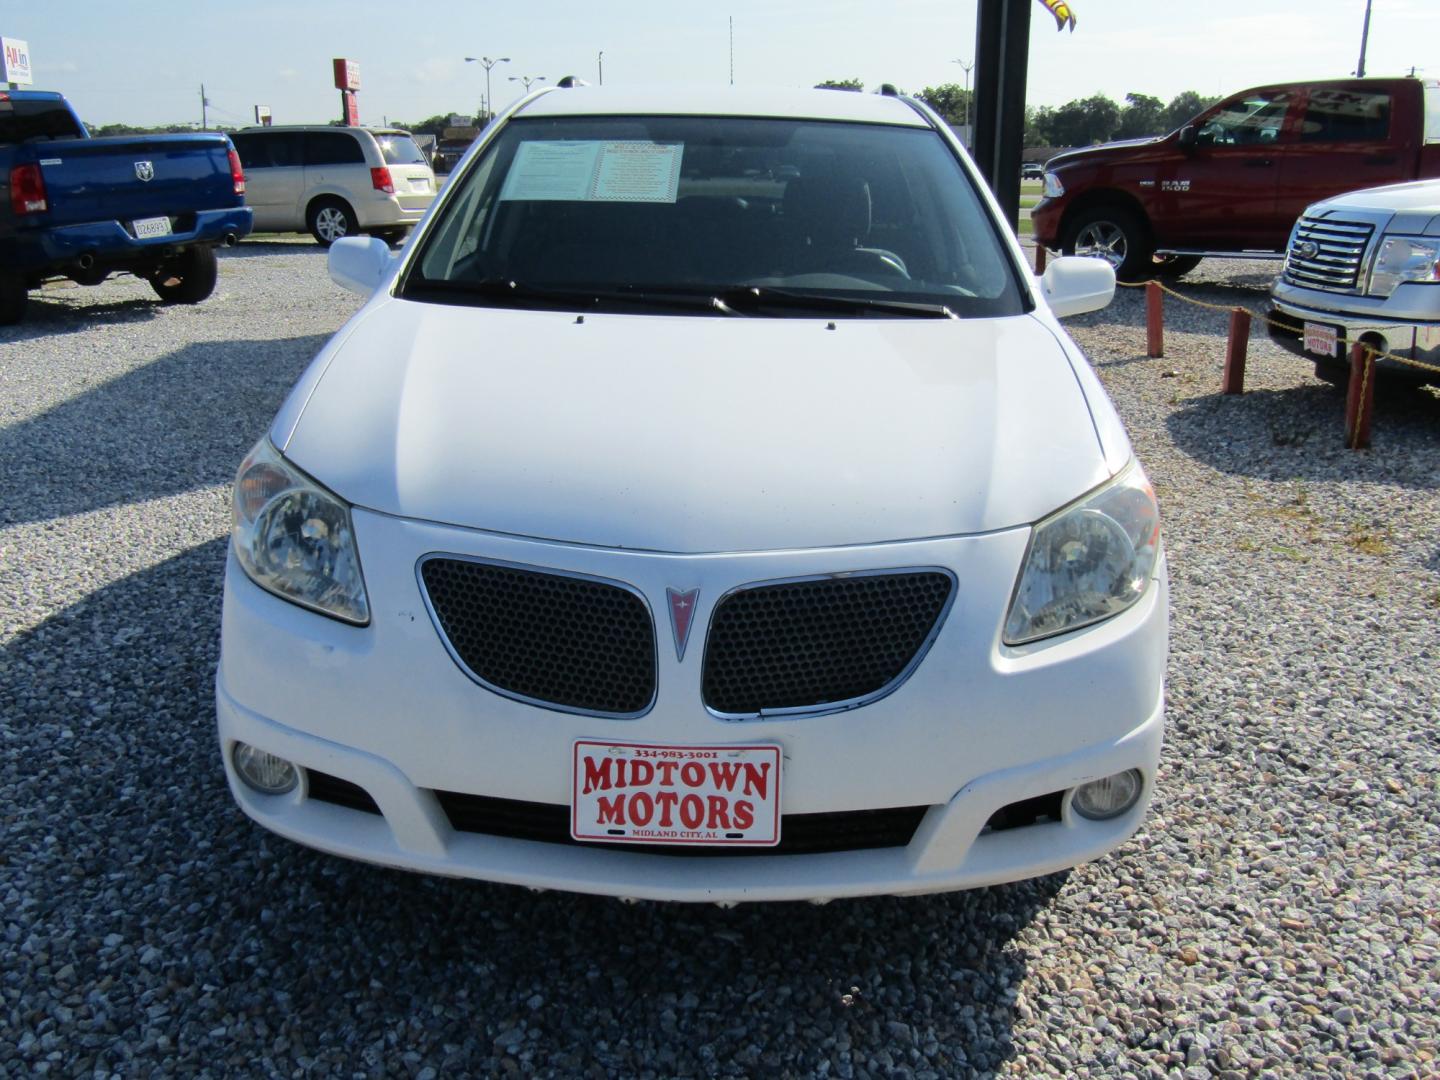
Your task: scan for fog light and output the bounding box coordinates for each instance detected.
[1071,770,1143,821]
[232,742,298,795]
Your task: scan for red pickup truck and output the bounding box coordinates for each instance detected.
[1031,77,1440,280]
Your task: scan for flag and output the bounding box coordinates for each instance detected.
[1038,0,1077,32]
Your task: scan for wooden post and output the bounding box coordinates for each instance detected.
[1344,342,1376,450]
[1221,307,1251,394]
[1145,281,1164,358]
[1034,244,1047,274]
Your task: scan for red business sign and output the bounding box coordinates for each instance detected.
[332,58,361,91]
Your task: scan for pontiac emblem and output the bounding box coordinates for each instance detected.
[666,588,699,660]
[134,161,155,182]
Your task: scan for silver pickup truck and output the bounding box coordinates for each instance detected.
[1269,179,1440,386]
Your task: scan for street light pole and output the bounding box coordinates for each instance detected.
[598,50,604,85]
[509,75,546,94]
[464,56,511,123]
[951,58,975,144]
[1356,0,1373,78]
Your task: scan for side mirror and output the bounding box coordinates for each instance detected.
[1177,125,1197,150]
[328,236,395,296]
[1039,255,1115,318]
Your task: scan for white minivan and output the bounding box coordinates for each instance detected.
[231,126,436,246]
[219,86,1166,904]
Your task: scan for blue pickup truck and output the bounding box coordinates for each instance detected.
[0,90,253,325]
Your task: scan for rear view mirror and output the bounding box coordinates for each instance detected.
[1039,256,1115,318]
[328,236,395,296]
[1177,125,1196,149]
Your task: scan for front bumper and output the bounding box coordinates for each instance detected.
[216,510,1168,903]
[1268,289,1440,381]
[1030,198,1064,249]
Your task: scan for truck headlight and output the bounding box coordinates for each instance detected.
[1004,465,1160,645]
[1369,237,1440,298]
[231,438,370,625]
[1043,171,1065,199]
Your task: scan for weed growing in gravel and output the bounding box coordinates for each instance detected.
[1345,526,1392,556]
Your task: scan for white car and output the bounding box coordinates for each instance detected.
[218,85,1167,904]
[231,126,437,246]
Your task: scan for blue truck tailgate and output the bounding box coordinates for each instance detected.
[35,134,240,225]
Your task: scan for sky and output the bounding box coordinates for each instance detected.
[4,0,1436,129]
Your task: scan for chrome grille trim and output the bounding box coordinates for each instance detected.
[1282,216,1375,293]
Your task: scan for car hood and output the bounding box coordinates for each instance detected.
[1047,135,1167,171]
[280,298,1111,553]
[1311,177,1440,218]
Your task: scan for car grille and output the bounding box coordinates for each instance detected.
[306,769,381,814]
[1282,216,1374,293]
[434,791,929,855]
[701,571,955,716]
[419,557,657,717]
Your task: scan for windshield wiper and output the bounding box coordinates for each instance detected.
[405,278,745,315]
[715,286,958,319]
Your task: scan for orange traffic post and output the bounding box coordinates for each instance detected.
[1221,307,1251,395]
[1145,281,1164,358]
[1344,342,1376,450]
[1034,244,1047,274]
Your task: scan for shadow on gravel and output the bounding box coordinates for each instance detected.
[0,333,331,526]
[0,290,161,340]
[222,240,329,259]
[2,537,1064,1077]
[1166,384,1440,489]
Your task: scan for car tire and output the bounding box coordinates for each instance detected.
[0,273,28,325]
[308,199,358,247]
[1062,205,1153,283]
[1154,254,1203,279]
[149,246,219,304]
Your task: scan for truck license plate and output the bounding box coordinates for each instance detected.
[133,216,173,239]
[1303,321,1339,359]
[571,740,781,846]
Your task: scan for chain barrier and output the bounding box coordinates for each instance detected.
[1113,277,1440,377]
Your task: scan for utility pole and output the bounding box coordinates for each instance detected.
[729,16,734,85]
[1356,0,1373,78]
[200,84,209,129]
[598,50,604,85]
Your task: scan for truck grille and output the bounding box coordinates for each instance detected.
[419,557,657,717]
[701,571,955,716]
[1282,216,1374,293]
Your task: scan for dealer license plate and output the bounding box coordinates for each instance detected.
[410,177,430,192]
[133,216,172,239]
[1303,321,1340,359]
[571,740,782,846]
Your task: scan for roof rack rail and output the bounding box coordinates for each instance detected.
[556,76,589,89]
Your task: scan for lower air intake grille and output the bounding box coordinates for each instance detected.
[419,558,656,717]
[702,571,954,715]
[435,792,928,855]
[306,770,381,814]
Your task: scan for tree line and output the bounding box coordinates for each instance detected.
[816,80,1220,147]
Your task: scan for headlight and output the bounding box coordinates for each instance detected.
[1004,465,1160,645]
[1042,171,1065,199]
[231,438,370,625]
[1368,237,1440,298]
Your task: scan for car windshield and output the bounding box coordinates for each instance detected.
[377,133,427,165]
[403,114,1025,317]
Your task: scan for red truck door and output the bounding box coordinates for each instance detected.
[1152,89,1295,251]
[1275,86,1413,231]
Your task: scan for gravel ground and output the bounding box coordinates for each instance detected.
[2,243,1438,1078]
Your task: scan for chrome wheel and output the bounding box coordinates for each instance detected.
[315,207,350,243]
[1072,220,1127,270]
